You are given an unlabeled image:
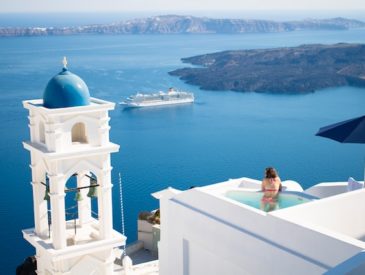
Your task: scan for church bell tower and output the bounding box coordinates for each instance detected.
[22,58,125,274]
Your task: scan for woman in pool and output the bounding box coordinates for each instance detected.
[260,167,282,212]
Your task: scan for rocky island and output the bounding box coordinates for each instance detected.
[169,43,365,93]
[0,15,364,37]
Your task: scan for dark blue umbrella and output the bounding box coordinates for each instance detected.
[316,115,365,144]
[316,115,365,184]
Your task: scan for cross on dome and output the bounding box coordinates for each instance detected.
[62,56,68,69]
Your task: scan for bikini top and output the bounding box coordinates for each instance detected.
[264,188,278,192]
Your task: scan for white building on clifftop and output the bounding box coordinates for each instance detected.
[154,177,365,275]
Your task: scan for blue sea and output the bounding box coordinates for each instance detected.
[0,14,365,273]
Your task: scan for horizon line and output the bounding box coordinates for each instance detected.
[1,9,365,14]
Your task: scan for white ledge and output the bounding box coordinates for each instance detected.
[23,141,120,160]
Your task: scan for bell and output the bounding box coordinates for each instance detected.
[87,182,98,198]
[90,177,97,186]
[75,190,83,201]
[44,185,50,201]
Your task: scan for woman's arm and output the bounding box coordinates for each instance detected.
[261,179,265,191]
[276,177,282,191]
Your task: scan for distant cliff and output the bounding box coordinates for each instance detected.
[1,15,365,37]
[169,43,365,93]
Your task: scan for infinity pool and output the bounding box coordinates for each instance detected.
[225,190,313,212]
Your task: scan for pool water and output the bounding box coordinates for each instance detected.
[225,190,312,212]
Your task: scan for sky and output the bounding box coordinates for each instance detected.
[1,0,365,13]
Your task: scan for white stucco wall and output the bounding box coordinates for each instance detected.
[304,182,348,198]
[274,188,365,241]
[159,188,365,275]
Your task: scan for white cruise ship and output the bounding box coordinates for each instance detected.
[120,88,194,108]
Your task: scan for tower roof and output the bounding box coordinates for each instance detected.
[43,58,90,109]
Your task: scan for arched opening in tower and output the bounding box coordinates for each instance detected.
[71,122,88,144]
[64,174,79,247]
[63,172,99,246]
[90,173,99,221]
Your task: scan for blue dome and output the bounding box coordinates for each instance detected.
[43,68,90,109]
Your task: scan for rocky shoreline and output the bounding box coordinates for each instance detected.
[169,43,365,93]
